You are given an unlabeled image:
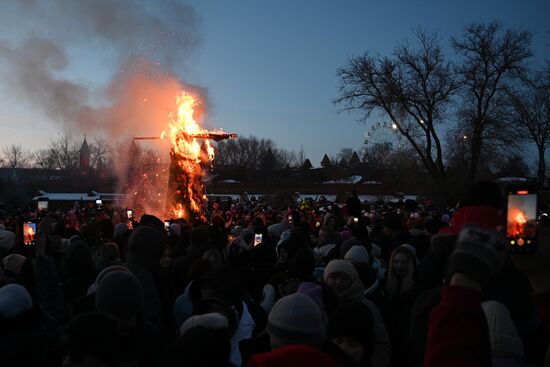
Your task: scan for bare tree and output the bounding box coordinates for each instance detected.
[275,148,298,168]
[215,135,283,169]
[90,137,111,169]
[337,148,354,165]
[507,65,550,186]
[32,148,57,170]
[49,133,79,170]
[336,30,458,193]
[364,142,394,170]
[452,22,532,184]
[1,144,30,169]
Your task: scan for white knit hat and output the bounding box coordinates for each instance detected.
[481,301,524,359]
[344,245,370,264]
[267,293,326,346]
[180,312,229,335]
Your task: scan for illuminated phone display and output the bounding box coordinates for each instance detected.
[254,234,262,246]
[23,222,36,246]
[507,190,537,248]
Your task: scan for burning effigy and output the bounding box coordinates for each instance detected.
[161,92,236,221]
[125,91,236,223]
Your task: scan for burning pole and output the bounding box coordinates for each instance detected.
[134,92,237,222]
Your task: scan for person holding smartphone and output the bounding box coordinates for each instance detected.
[425,182,550,367]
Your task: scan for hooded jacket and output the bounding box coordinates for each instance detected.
[124,226,167,330]
[324,260,391,367]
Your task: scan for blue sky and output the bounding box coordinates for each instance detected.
[0,0,549,166]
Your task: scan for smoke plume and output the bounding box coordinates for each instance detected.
[0,0,203,139]
[0,0,208,217]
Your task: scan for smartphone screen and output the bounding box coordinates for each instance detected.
[353,217,359,223]
[127,209,133,219]
[507,189,537,250]
[37,201,48,211]
[164,221,170,231]
[254,233,262,246]
[23,222,37,246]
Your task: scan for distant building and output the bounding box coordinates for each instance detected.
[80,137,90,173]
[321,154,331,168]
[349,151,361,167]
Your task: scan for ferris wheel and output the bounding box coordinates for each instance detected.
[363,121,406,152]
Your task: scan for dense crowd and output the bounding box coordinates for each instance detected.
[0,181,549,366]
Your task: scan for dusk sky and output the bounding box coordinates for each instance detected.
[0,0,549,166]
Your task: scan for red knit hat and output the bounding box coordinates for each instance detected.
[248,344,337,367]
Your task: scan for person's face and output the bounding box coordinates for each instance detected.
[278,249,289,264]
[392,253,409,278]
[326,272,352,295]
[160,247,172,269]
[318,229,328,245]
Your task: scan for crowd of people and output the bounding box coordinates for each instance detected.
[0,181,549,366]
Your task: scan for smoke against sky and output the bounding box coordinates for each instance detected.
[0,0,203,141]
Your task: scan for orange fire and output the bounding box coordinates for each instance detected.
[515,211,527,225]
[162,92,216,220]
[507,207,528,237]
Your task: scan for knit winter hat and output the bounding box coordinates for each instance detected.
[0,229,16,251]
[340,238,361,258]
[95,270,144,319]
[267,293,326,347]
[248,344,337,367]
[87,265,130,295]
[323,259,357,282]
[297,282,325,316]
[3,254,26,274]
[193,292,241,336]
[0,284,33,318]
[481,301,524,359]
[179,312,229,335]
[323,260,366,305]
[344,245,370,264]
[450,226,508,285]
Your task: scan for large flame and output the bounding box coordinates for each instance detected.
[507,207,528,237]
[162,92,215,220]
